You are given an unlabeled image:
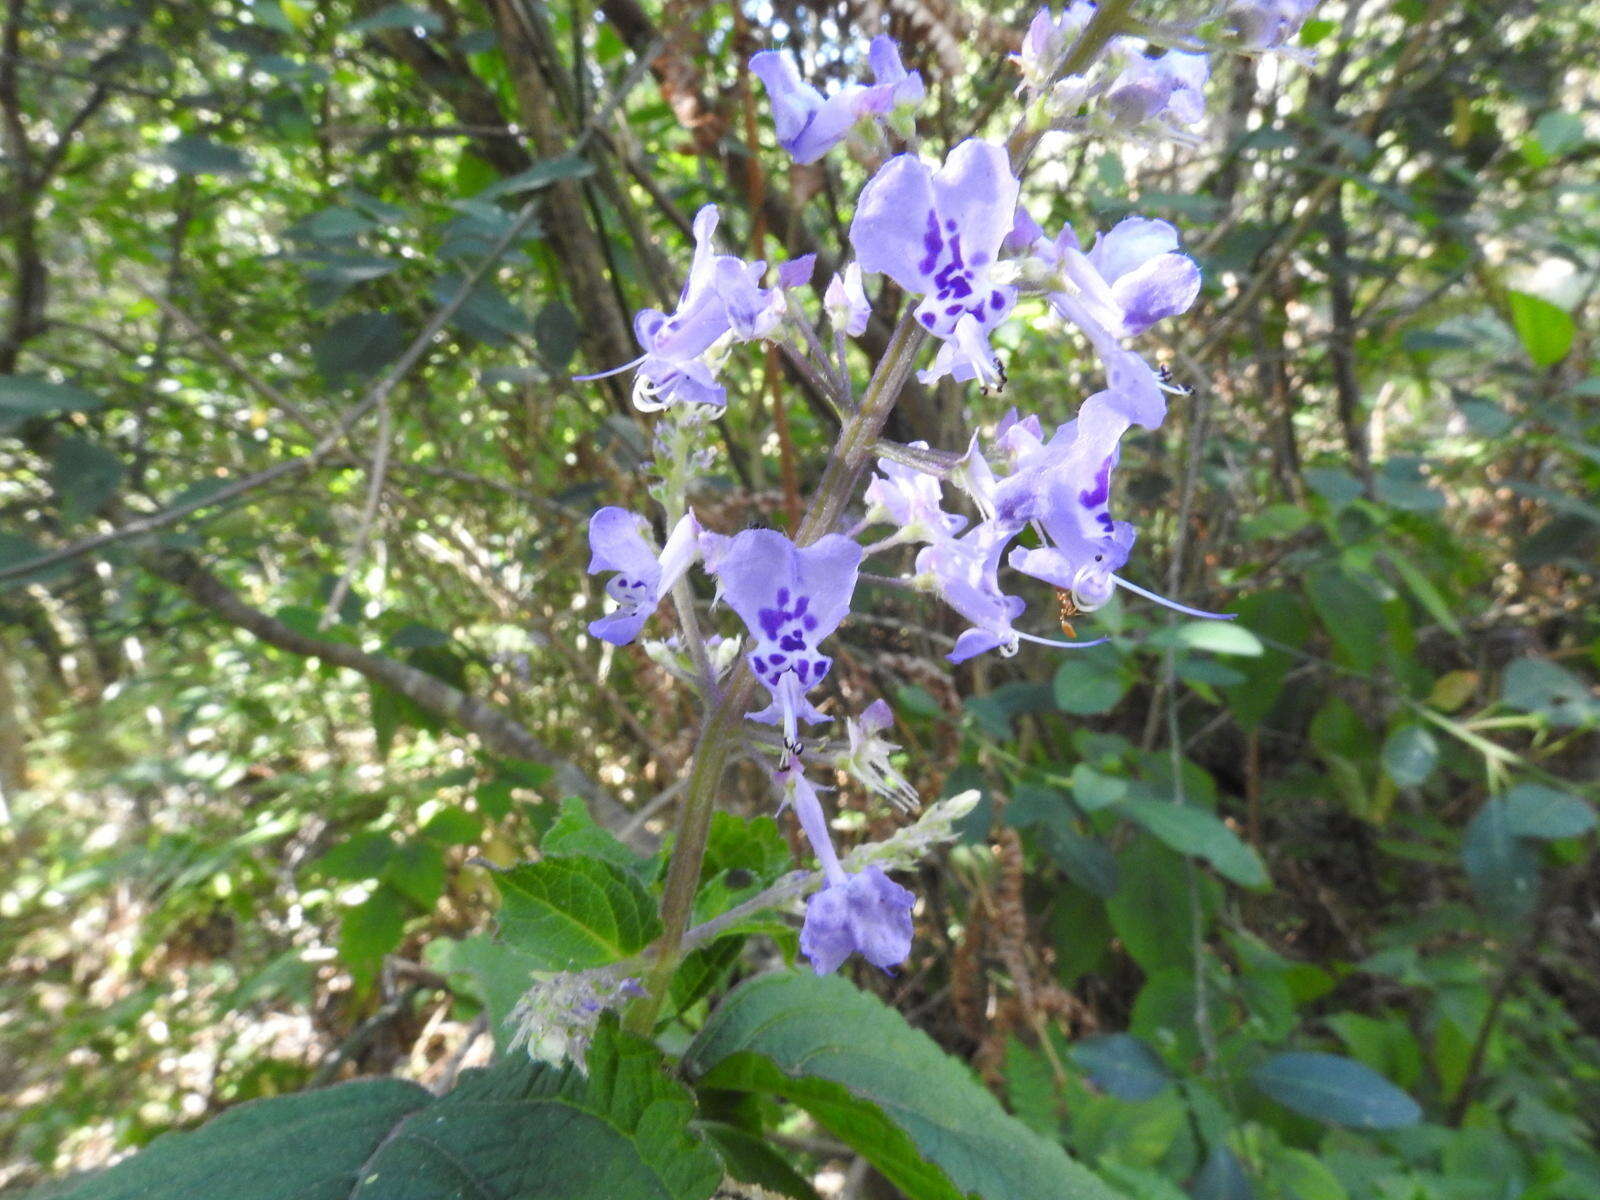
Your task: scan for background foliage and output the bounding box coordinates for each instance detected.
[2,0,1597,1197]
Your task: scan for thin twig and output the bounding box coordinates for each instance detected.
[320,389,395,628]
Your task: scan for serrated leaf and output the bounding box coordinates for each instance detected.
[685,972,1121,1200]
[1500,783,1596,840]
[494,855,660,969]
[1507,290,1574,367]
[1250,1052,1421,1130]
[50,1026,720,1200]
[1119,799,1268,889]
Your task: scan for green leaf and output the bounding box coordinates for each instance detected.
[542,796,644,873]
[700,1122,820,1200]
[339,883,407,986]
[1119,799,1268,889]
[1053,643,1130,715]
[1171,621,1262,657]
[1500,783,1596,840]
[685,973,1121,1200]
[494,855,661,970]
[479,153,596,198]
[52,1026,720,1200]
[383,840,446,909]
[51,436,123,522]
[1069,1034,1171,1102]
[162,133,251,176]
[534,302,580,371]
[1500,657,1597,728]
[1380,724,1439,789]
[350,4,444,34]
[1507,290,1575,367]
[428,934,541,1050]
[1304,565,1384,672]
[1190,1146,1254,1200]
[1250,1051,1421,1130]
[314,311,407,383]
[0,375,102,428]
[1462,799,1539,917]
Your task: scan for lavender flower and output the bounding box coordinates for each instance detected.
[915,525,1028,663]
[751,35,925,165]
[586,507,700,645]
[1103,47,1209,135]
[849,138,1021,385]
[778,764,915,974]
[826,262,871,337]
[1227,0,1319,51]
[714,529,862,751]
[575,205,780,411]
[834,699,919,811]
[1013,3,1098,90]
[863,443,966,543]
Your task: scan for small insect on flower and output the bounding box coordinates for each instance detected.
[1054,586,1080,638]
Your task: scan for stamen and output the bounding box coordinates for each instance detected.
[1015,630,1110,650]
[573,353,647,382]
[1110,574,1234,620]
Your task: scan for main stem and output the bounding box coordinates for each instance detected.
[626,316,927,1032]
[625,2,1140,1034]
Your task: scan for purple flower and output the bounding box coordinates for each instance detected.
[826,263,871,337]
[1014,4,1098,88]
[1228,0,1318,51]
[915,525,1027,663]
[849,139,1021,385]
[714,530,862,749]
[1005,393,1138,603]
[835,699,918,811]
[1103,48,1209,133]
[803,865,916,974]
[1022,214,1201,428]
[751,35,925,165]
[863,444,966,543]
[777,253,818,289]
[586,508,700,645]
[777,765,915,974]
[576,205,779,411]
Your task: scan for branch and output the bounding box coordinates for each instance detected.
[143,546,637,837]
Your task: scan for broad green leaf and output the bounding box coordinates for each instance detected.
[1107,841,1208,975]
[339,883,407,986]
[350,3,444,34]
[685,973,1122,1200]
[1221,589,1311,730]
[1172,621,1262,657]
[50,436,122,521]
[699,1122,820,1200]
[1190,1146,1254,1200]
[0,376,102,428]
[1069,1034,1171,1102]
[542,795,644,873]
[1053,643,1130,715]
[1250,1051,1421,1130]
[314,311,407,383]
[1500,657,1597,728]
[1119,799,1268,889]
[162,134,251,176]
[1500,783,1596,840]
[534,302,580,371]
[494,855,660,969]
[1462,799,1539,918]
[51,1027,720,1200]
[479,153,595,198]
[428,934,541,1049]
[1071,764,1128,812]
[1304,565,1384,672]
[1380,724,1438,788]
[1507,290,1575,367]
